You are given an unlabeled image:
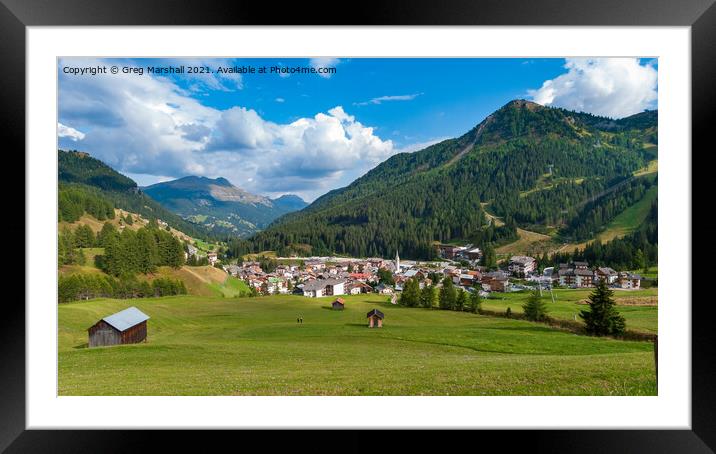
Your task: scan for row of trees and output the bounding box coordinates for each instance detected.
[398,277,482,314]
[96,223,185,276]
[400,275,625,337]
[58,273,187,303]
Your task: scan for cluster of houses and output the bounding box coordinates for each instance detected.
[541,261,642,289]
[218,245,642,298]
[223,250,510,297]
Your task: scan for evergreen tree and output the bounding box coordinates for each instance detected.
[522,290,549,321]
[420,285,437,309]
[455,289,467,311]
[579,279,626,336]
[481,244,497,270]
[97,221,118,247]
[439,277,457,310]
[399,278,420,307]
[468,289,482,313]
[74,224,96,248]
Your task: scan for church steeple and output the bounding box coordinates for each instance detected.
[395,250,400,272]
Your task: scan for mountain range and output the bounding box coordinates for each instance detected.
[248,100,658,259]
[142,176,307,237]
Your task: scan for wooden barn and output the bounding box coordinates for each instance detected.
[331,298,345,310]
[367,309,384,328]
[88,306,150,347]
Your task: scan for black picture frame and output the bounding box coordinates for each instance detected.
[4,0,711,451]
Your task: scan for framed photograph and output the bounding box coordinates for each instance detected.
[6,0,712,450]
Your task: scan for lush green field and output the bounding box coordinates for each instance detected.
[483,288,658,334]
[207,275,250,297]
[59,294,656,396]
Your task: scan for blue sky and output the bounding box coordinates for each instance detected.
[58,57,658,201]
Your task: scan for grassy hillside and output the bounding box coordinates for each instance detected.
[482,288,657,334]
[59,294,656,396]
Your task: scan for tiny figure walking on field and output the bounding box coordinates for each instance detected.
[300,316,303,324]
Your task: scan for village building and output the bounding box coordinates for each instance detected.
[464,247,483,261]
[403,269,424,280]
[557,262,594,288]
[331,298,345,310]
[594,267,619,284]
[88,306,150,348]
[617,272,642,289]
[346,281,373,295]
[481,271,510,292]
[367,309,384,328]
[438,245,463,260]
[508,255,537,277]
[207,252,218,266]
[302,278,346,298]
[375,283,394,294]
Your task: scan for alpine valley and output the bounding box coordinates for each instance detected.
[142,177,307,237]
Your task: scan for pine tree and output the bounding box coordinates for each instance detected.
[420,285,437,309]
[522,290,549,321]
[399,278,420,307]
[97,221,118,247]
[439,277,457,310]
[579,279,626,336]
[468,289,482,313]
[455,289,467,311]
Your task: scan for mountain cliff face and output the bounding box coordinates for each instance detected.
[250,100,658,259]
[143,176,307,237]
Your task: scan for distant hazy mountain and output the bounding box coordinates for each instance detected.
[143,176,307,237]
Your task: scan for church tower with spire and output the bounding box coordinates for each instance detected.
[395,250,400,272]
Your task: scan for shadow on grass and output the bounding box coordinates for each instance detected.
[73,342,89,349]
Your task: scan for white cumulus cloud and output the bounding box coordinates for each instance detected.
[57,57,405,201]
[528,58,657,118]
[57,122,85,141]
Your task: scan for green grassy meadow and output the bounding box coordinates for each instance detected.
[59,293,657,396]
[482,288,658,334]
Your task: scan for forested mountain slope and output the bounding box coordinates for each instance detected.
[58,150,215,240]
[248,100,657,259]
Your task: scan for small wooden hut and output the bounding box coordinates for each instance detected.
[367,308,384,328]
[88,306,150,347]
[331,298,345,310]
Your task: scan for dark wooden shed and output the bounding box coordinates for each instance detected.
[367,308,384,328]
[88,306,150,347]
[331,298,345,310]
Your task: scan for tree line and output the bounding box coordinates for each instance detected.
[58,221,185,275]
[59,273,187,303]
